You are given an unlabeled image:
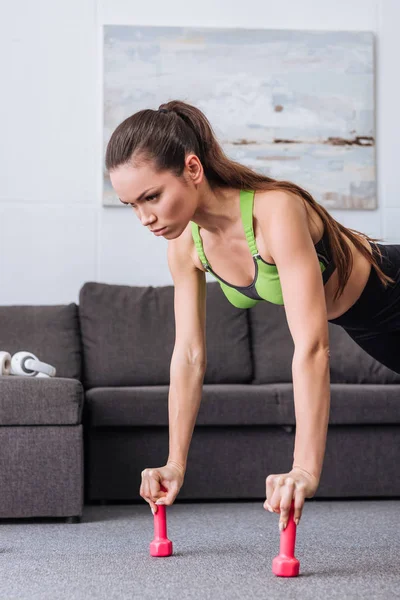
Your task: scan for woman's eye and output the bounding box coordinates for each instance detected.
[126,194,158,208]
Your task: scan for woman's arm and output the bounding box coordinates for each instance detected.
[167,356,206,471]
[261,191,332,479]
[166,232,208,471]
[260,191,332,529]
[291,350,331,482]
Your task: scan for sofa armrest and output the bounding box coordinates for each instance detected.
[0,376,84,426]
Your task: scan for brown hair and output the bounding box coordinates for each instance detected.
[105,99,394,302]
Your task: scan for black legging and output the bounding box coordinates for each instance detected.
[328,242,400,374]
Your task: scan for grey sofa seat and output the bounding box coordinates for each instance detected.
[86,383,400,427]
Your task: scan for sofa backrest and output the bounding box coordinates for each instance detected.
[0,304,82,380]
[78,281,253,388]
[248,301,400,384]
[2,283,398,387]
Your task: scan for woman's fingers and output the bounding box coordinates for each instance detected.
[140,464,185,514]
[269,474,285,511]
[293,486,305,526]
[158,481,178,506]
[264,472,308,529]
[277,477,296,530]
[149,472,162,501]
[142,479,153,509]
[140,470,160,513]
[265,474,278,510]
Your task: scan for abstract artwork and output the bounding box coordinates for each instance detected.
[103,26,375,209]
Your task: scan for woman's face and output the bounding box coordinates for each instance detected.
[109,159,199,239]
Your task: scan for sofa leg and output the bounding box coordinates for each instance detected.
[65,516,81,524]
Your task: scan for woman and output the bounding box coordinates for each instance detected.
[105,100,400,533]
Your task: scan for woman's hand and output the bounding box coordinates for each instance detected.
[264,466,319,530]
[140,461,185,515]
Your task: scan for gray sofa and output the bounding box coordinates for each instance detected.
[1,281,400,521]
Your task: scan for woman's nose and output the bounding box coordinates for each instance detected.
[140,211,155,227]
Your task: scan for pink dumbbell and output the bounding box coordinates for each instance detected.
[149,484,173,557]
[272,499,300,577]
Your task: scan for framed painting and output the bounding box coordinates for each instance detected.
[103,26,375,210]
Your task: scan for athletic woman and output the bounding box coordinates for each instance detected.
[105,100,400,532]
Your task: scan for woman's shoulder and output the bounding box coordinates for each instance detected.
[254,188,308,217]
[253,188,324,246]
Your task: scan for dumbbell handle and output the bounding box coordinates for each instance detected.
[153,504,167,539]
[154,484,169,539]
[272,499,300,577]
[150,484,173,557]
[278,500,297,556]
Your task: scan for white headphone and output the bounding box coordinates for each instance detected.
[0,351,56,378]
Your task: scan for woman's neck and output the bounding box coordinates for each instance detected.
[191,187,241,237]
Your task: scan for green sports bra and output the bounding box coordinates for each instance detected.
[190,189,336,309]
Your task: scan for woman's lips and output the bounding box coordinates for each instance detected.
[152,227,167,235]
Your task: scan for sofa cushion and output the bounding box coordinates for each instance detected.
[0,377,84,425]
[327,323,400,383]
[79,281,252,388]
[248,302,400,384]
[0,304,82,380]
[86,383,400,427]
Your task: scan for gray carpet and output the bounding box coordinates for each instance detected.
[0,500,399,599]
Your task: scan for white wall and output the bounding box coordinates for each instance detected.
[1,0,399,305]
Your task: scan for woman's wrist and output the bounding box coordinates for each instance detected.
[292,464,319,482]
[167,458,186,474]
